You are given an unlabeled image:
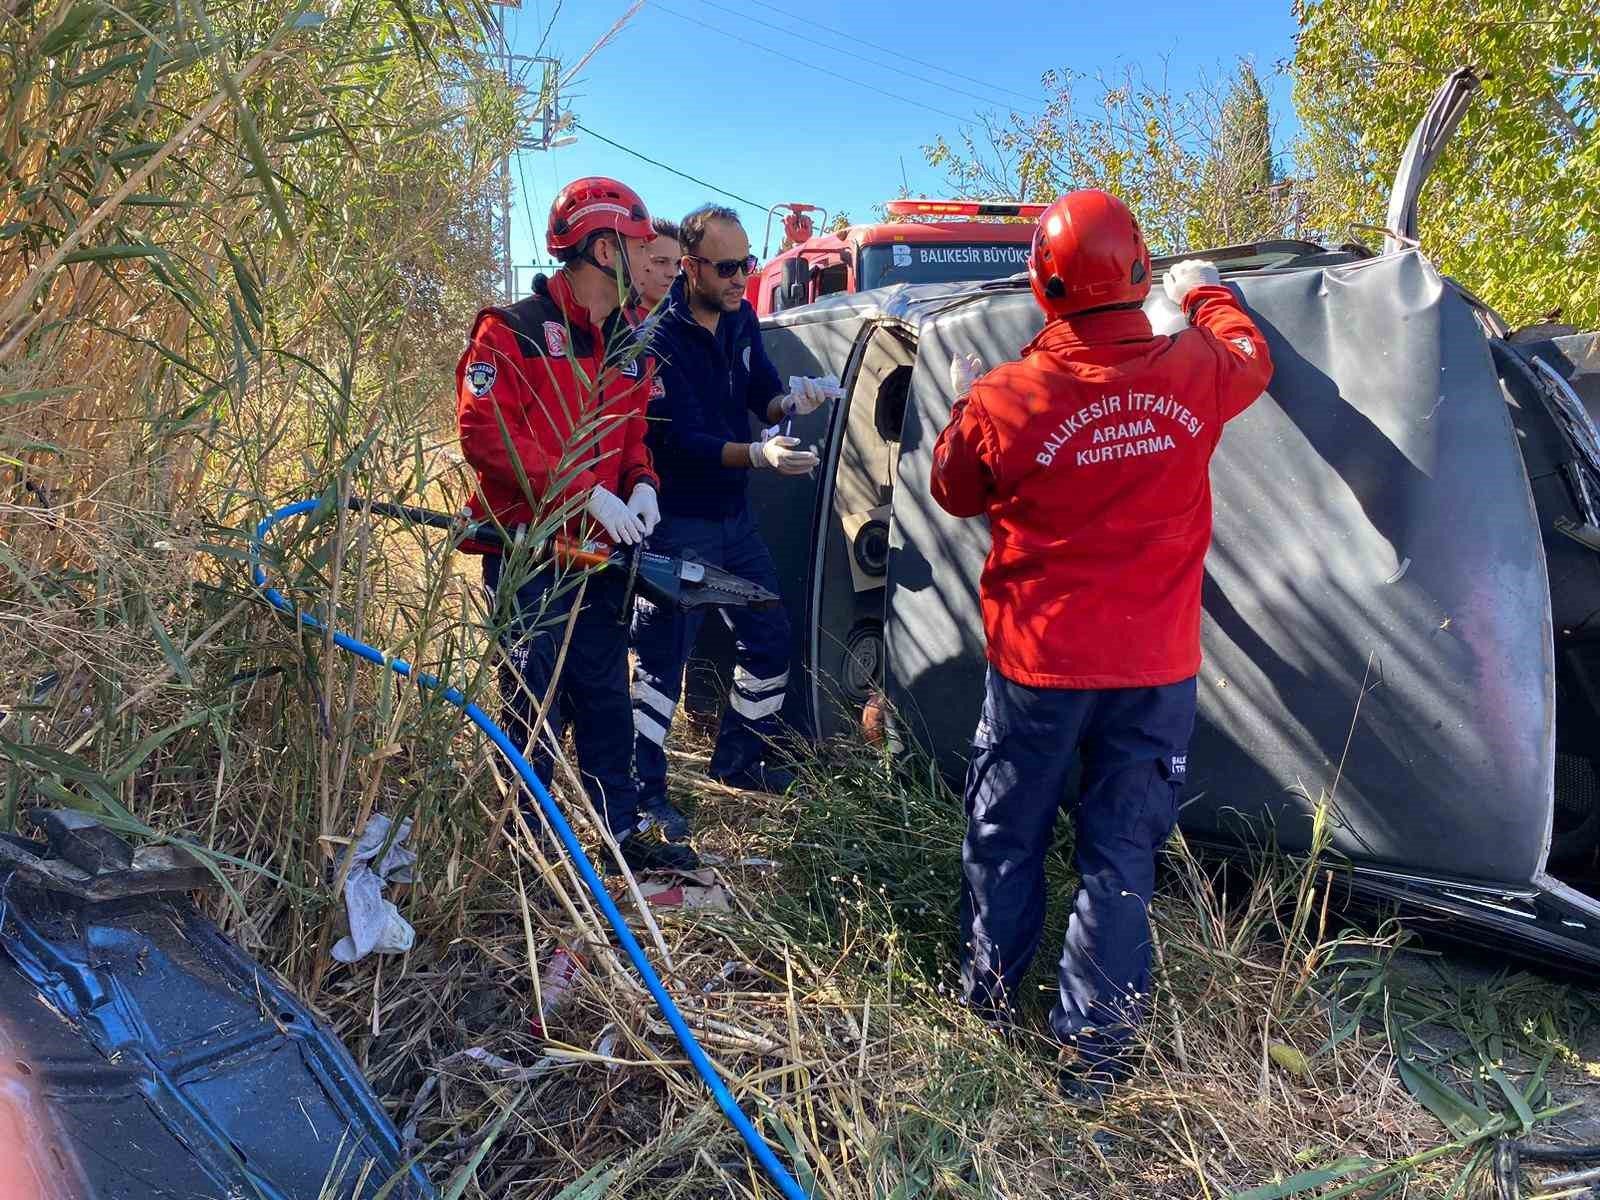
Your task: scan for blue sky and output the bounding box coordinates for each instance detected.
[502,1,1301,278]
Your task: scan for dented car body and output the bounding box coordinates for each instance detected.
[705,68,1600,972]
[0,815,431,1200]
[723,232,1600,972]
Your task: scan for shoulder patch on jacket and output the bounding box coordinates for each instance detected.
[619,356,641,378]
[464,361,496,396]
[543,321,568,357]
[1231,335,1257,358]
[649,375,666,399]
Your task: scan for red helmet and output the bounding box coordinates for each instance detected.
[1027,189,1151,318]
[546,176,654,256]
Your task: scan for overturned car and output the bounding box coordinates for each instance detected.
[706,72,1600,973]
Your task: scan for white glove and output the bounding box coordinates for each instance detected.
[586,484,644,545]
[949,352,983,398]
[781,374,842,418]
[750,435,819,476]
[627,482,660,538]
[1162,259,1221,309]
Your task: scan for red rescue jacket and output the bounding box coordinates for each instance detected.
[456,272,659,553]
[930,286,1273,689]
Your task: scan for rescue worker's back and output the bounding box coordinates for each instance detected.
[931,285,1272,689]
[930,188,1274,1104]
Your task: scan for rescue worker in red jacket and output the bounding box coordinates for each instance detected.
[930,189,1273,1101]
[456,176,699,874]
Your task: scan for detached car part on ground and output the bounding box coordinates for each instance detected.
[710,68,1600,975]
[0,812,432,1200]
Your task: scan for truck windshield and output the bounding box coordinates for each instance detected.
[858,241,1031,290]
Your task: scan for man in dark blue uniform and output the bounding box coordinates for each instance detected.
[630,205,834,839]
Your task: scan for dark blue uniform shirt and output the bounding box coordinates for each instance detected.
[644,274,784,518]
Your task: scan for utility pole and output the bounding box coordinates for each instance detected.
[487,1,565,302]
[500,140,515,302]
[488,2,513,301]
[483,2,637,301]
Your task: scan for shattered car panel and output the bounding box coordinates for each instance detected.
[0,818,432,1200]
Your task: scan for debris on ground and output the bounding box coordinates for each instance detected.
[332,812,418,964]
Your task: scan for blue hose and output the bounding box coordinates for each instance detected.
[249,498,809,1200]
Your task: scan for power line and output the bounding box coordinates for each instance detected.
[737,0,1043,107]
[685,0,1024,113]
[532,0,561,58]
[649,1,973,126]
[573,123,770,211]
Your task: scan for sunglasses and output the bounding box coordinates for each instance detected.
[689,253,758,279]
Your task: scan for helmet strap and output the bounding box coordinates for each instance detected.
[1060,299,1147,319]
[578,231,633,294]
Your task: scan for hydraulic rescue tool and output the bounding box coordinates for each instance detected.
[344,497,780,618]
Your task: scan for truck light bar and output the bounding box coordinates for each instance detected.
[885,198,1048,219]
[764,201,829,257]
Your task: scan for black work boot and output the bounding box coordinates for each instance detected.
[1057,1058,1130,1109]
[639,798,691,843]
[710,760,796,796]
[607,827,701,875]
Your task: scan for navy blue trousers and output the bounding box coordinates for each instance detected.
[960,666,1195,1068]
[630,508,792,803]
[483,554,642,839]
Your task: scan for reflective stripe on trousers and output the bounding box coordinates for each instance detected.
[631,508,792,800]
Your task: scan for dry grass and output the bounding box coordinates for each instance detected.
[5,1,1599,1196]
[6,470,1595,1199]
[290,725,1593,1200]
[2,0,518,973]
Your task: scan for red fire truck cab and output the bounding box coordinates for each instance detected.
[747,200,1044,316]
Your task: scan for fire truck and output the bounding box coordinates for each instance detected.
[746,199,1044,315]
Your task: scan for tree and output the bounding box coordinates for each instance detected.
[1195,63,1280,246]
[1294,0,1598,327]
[923,60,1290,255]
